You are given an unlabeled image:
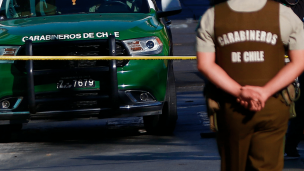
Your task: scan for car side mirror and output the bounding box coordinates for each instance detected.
[157,0,182,18]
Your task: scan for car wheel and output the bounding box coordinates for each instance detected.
[9,124,23,132]
[0,124,23,142]
[143,60,177,135]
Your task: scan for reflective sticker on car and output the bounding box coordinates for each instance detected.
[22,31,120,42]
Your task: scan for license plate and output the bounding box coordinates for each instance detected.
[57,79,95,89]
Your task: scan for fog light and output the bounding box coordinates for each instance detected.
[140,93,149,101]
[0,97,23,110]
[125,91,156,103]
[2,100,10,109]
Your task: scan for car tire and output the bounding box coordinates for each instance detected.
[9,124,23,132]
[143,60,177,135]
[0,124,23,142]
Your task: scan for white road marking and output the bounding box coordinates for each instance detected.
[171,24,188,29]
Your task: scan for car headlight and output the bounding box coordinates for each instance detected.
[0,46,21,63]
[122,37,163,56]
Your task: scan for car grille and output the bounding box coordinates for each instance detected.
[34,92,110,112]
[15,40,129,70]
[13,40,124,113]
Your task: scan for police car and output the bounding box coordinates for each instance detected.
[0,0,181,135]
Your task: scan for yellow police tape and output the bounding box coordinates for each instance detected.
[0,56,197,60]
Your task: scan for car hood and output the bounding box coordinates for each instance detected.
[0,13,160,45]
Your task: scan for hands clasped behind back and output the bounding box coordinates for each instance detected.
[237,86,268,112]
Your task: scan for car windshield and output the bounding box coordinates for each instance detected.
[0,0,150,19]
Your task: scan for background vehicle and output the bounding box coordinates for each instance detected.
[0,0,181,135]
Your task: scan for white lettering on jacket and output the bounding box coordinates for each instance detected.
[231,51,265,63]
[218,30,278,46]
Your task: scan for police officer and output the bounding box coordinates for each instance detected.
[274,0,304,159]
[196,0,304,170]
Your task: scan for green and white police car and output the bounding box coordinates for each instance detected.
[0,0,181,135]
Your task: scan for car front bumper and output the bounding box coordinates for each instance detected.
[0,101,163,121]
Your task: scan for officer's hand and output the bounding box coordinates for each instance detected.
[240,86,268,110]
[242,86,268,105]
[237,87,264,111]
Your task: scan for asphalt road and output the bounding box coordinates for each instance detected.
[0,0,304,171]
[0,92,218,171]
